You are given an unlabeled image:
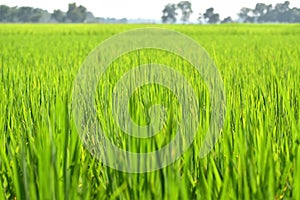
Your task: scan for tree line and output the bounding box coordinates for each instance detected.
[1,1,300,23]
[0,3,127,23]
[162,1,300,23]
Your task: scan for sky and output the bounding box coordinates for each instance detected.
[1,0,300,21]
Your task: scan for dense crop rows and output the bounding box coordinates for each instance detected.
[0,24,300,199]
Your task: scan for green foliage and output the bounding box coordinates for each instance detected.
[0,3,91,23]
[203,8,220,24]
[177,1,193,23]
[239,1,300,23]
[52,10,65,23]
[0,5,46,23]
[0,24,300,199]
[162,1,193,24]
[162,4,178,24]
[66,3,87,23]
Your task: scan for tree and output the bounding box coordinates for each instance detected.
[253,3,268,22]
[289,7,300,22]
[261,5,278,22]
[275,1,290,13]
[51,9,65,22]
[17,7,34,22]
[203,7,213,21]
[0,5,17,22]
[66,3,87,23]
[162,3,178,23]
[177,1,193,23]
[238,7,254,23]
[274,1,291,22]
[260,4,273,22]
[221,17,233,24]
[203,8,220,24]
[0,5,10,22]
[254,3,268,16]
[236,1,300,23]
[0,3,98,23]
[30,8,44,22]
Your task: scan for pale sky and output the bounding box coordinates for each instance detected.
[1,0,300,21]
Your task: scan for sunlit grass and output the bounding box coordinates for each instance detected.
[0,24,299,199]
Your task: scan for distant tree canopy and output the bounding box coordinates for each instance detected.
[177,1,193,23]
[65,3,87,23]
[0,3,88,23]
[161,3,178,23]
[0,5,48,22]
[162,0,300,24]
[0,3,127,23]
[51,9,65,23]
[1,1,300,24]
[203,7,220,24]
[239,1,300,23]
[162,1,193,23]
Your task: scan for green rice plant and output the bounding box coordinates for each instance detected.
[0,24,299,199]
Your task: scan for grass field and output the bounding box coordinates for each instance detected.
[0,24,300,199]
